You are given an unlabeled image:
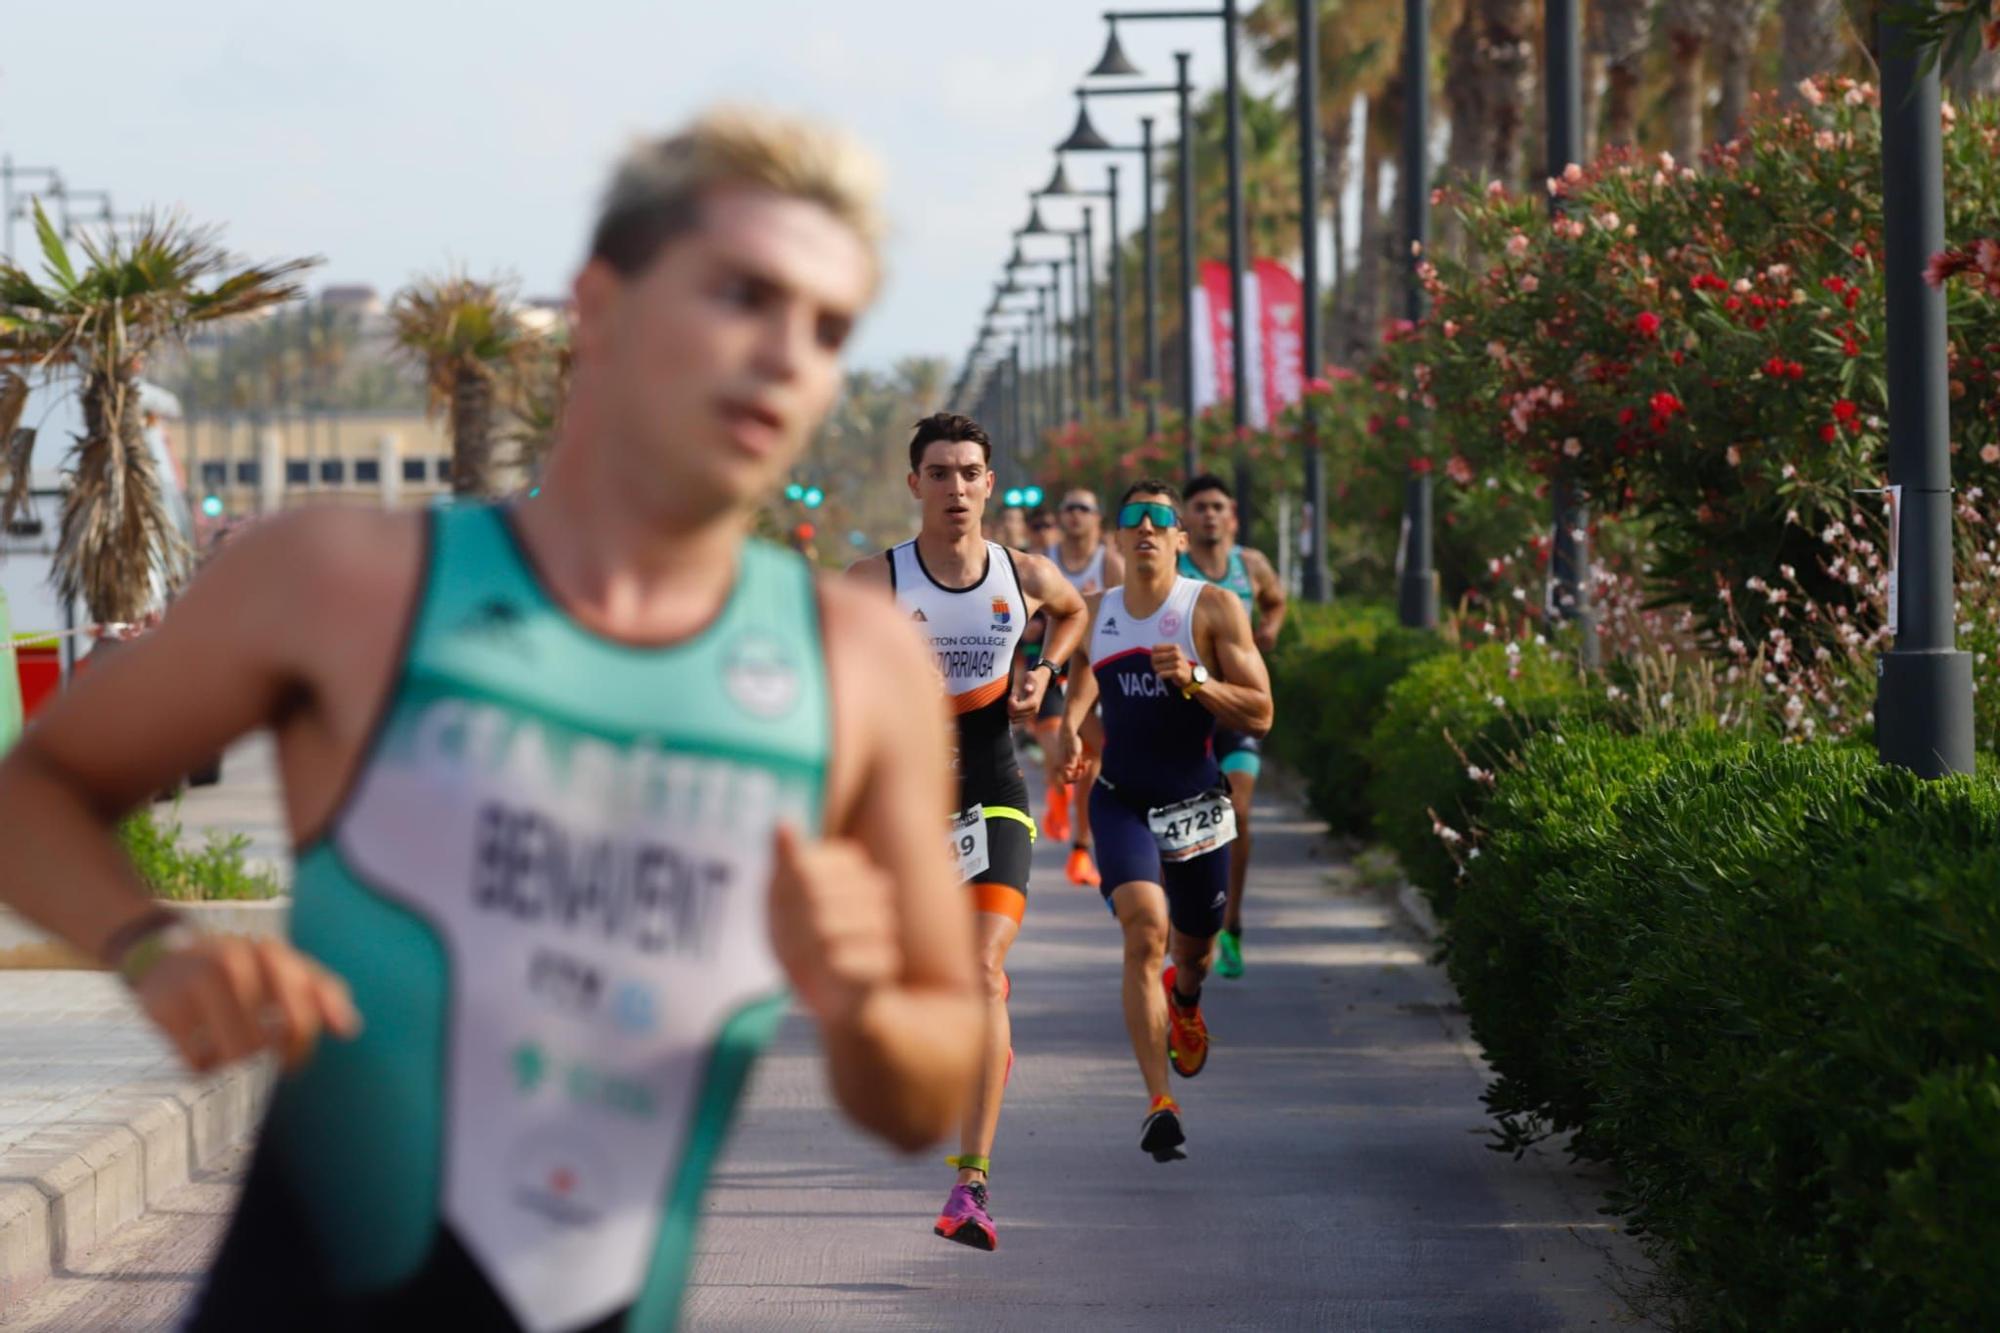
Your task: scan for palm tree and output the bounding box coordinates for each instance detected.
[1715,0,1774,141]
[390,274,539,497]
[1778,0,1847,98]
[1471,0,1538,186]
[0,204,311,623]
[1663,0,1713,164]
[1594,0,1656,149]
[509,336,571,483]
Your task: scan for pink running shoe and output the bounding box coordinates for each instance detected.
[933,1181,998,1251]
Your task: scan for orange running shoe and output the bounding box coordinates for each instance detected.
[1161,965,1210,1078]
[1139,1094,1187,1162]
[1065,845,1101,887]
[1042,783,1072,844]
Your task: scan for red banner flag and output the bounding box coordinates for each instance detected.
[1255,258,1305,427]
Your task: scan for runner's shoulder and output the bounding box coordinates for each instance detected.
[815,572,933,670]
[842,548,894,588]
[196,506,423,621]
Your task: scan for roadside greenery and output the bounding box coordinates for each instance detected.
[119,807,280,902]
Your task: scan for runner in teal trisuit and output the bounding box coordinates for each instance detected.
[1177,475,1286,979]
[0,108,982,1332]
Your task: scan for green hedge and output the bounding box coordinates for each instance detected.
[1449,731,2000,1330]
[1265,602,1441,837]
[1363,640,1601,917]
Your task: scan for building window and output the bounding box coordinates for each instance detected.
[199,461,228,490]
[401,458,429,483]
[354,459,381,484]
[234,460,261,486]
[285,460,310,486]
[435,457,454,487]
[319,458,346,485]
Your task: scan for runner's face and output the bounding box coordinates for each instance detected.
[1187,490,1232,546]
[578,187,872,516]
[910,439,992,538]
[1115,491,1185,578]
[1058,493,1101,543]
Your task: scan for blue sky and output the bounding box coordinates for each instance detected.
[1,0,1260,374]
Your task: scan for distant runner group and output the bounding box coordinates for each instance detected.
[0,103,1281,1329]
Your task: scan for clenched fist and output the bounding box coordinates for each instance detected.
[769,825,903,1026]
[135,935,362,1073]
[1151,642,1195,691]
[1008,662,1051,726]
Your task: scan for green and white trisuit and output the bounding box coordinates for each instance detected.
[189,503,828,1332]
[1176,546,1261,777]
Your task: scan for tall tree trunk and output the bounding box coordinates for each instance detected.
[1779,0,1848,100]
[1324,106,1354,356]
[1479,0,1537,189]
[1714,0,1771,142]
[450,365,496,497]
[1666,24,1707,165]
[1446,3,1487,183]
[1347,94,1392,360]
[67,370,185,624]
[1594,0,1654,150]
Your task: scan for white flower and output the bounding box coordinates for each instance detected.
[1563,437,1582,457]
[1798,79,1825,107]
[1659,693,1675,708]
[1490,695,1507,709]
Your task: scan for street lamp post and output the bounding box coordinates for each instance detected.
[1298,0,1330,603]
[1039,159,1129,419]
[1076,50,1201,475]
[1060,108,1169,439]
[1090,11,1246,488]
[1398,0,1439,629]
[1,158,61,261]
[1875,6,1974,777]
[1545,0,1598,664]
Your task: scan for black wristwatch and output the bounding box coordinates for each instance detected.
[1033,659,1063,683]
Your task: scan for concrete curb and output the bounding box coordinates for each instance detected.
[1394,880,1443,942]
[0,1060,270,1309]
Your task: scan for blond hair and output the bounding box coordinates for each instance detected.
[589,106,885,276]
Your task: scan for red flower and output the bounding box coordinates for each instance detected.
[1650,391,1684,417]
[1820,424,1839,443]
[1833,399,1859,422]
[1445,454,1474,485]
[1853,242,1871,260]
[1724,296,1744,313]
[1635,311,1662,338]
[1409,456,1435,475]
[1843,339,1861,357]
[1764,356,1788,377]
[1788,361,1806,379]
[1619,407,1637,426]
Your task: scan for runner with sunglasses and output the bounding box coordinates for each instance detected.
[1055,481,1272,1162]
[1036,489,1122,887]
[1177,475,1286,980]
[848,414,1087,1250]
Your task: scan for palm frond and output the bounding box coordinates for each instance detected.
[33,202,78,293]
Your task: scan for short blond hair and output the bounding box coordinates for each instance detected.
[589,105,885,276]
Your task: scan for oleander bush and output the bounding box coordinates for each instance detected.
[1266,601,1442,836]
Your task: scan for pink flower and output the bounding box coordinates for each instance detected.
[1797,79,1824,107]
[1445,454,1474,484]
[1506,233,1530,258]
[1519,274,1540,293]
[1563,163,1584,183]
[1982,444,2000,464]
[1562,437,1582,458]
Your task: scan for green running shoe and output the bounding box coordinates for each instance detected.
[1216,929,1244,979]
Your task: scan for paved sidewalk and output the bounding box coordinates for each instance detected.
[681,791,1639,1330]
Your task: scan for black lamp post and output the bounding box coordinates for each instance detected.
[1012,213,1077,426]
[1397,0,1439,629]
[1069,58,1199,476]
[1019,200,1091,424]
[1090,6,1250,497]
[1062,107,1171,442]
[1544,0,1597,664]
[1297,0,1329,602]
[1040,157,1129,418]
[1875,4,1974,776]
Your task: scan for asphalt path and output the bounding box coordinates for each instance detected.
[1,782,1638,1331]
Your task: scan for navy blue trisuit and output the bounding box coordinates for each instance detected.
[1085,576,1232,938]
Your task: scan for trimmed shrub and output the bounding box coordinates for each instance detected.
[1451,735,2000,1330]
[1364,640,1601,916]
[120,807,281,901]
[1266,601,1442,836]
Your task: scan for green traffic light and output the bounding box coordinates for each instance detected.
[1023,486,1044,507]
[1004,488,1023,507]
[784,483,805,502]
[201,495,224,518]
[803,487,824,509]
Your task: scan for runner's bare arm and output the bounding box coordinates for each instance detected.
[0,511,383,1068]
[1055,595,1101,781]
[1184,584,1273,736]
[1245,548,1287,651]
[788,578,980,1151]
[1009,554,1087,723]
